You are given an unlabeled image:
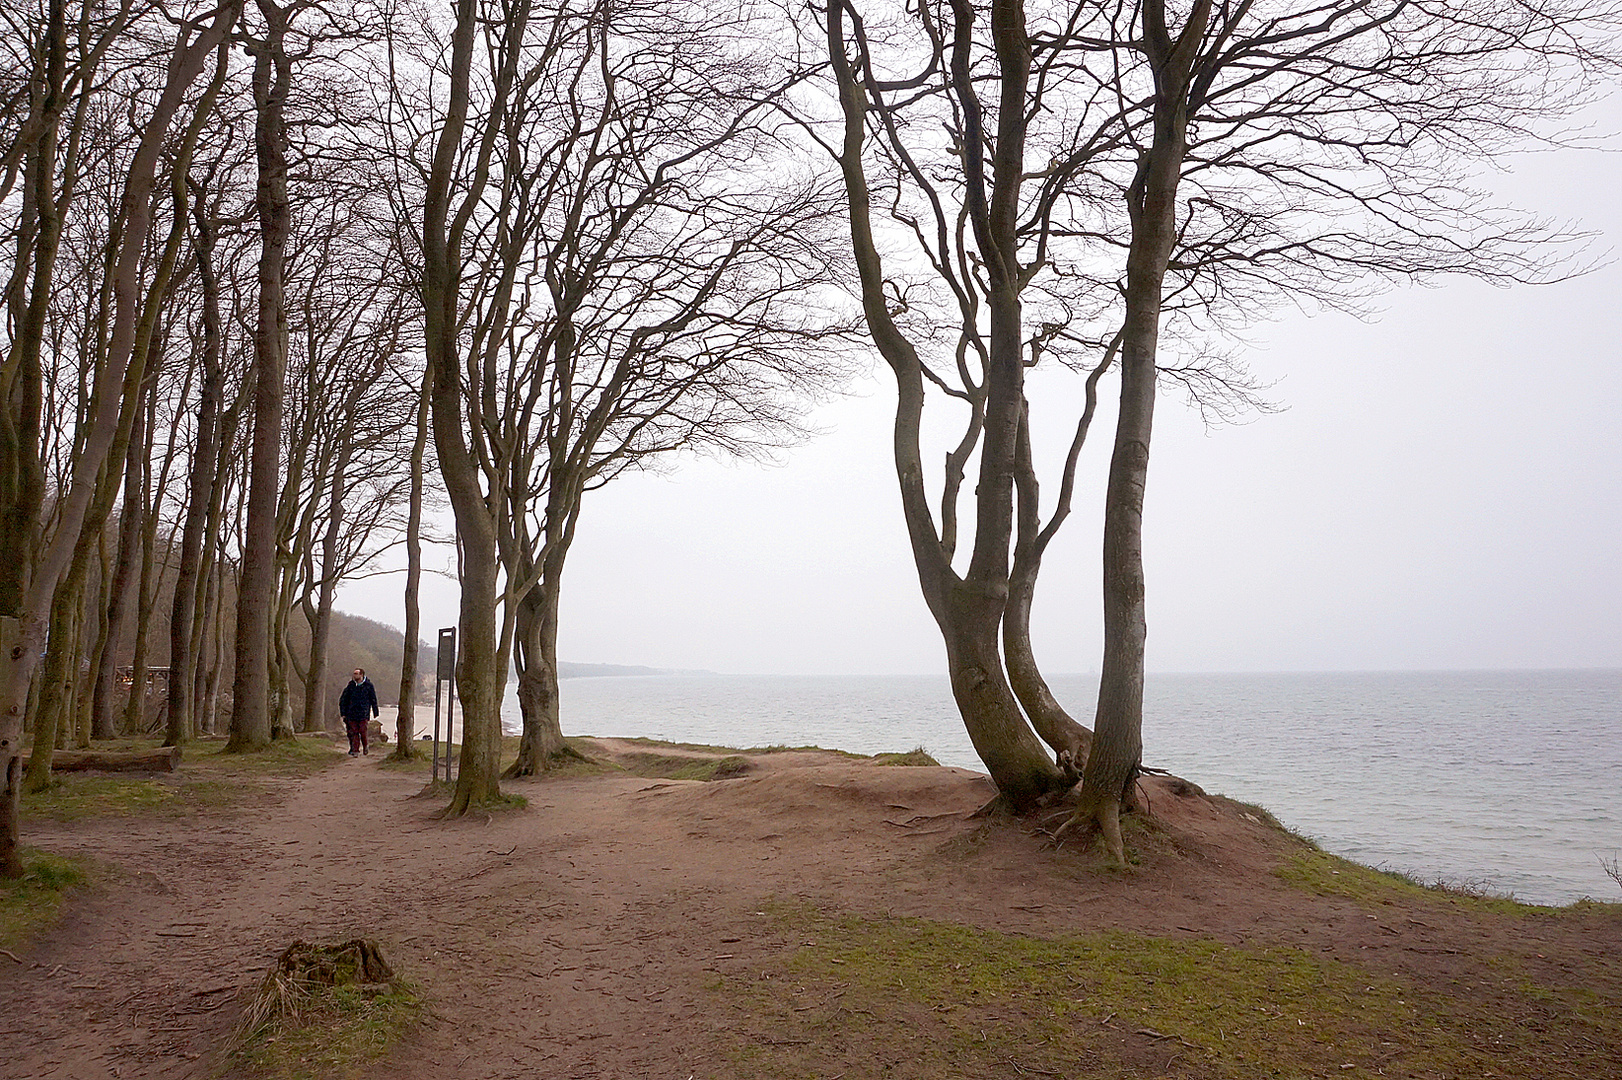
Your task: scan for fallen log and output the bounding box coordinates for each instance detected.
[22,746,181,773]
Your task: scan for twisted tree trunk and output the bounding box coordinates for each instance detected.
[229,0,295,752]
[1068,0,1210,866]
[389,379,429,760]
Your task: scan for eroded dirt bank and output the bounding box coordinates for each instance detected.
[4,739,1618,1079]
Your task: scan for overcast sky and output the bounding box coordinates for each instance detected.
[338,108,1622,677]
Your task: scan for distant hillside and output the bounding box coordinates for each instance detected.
[558,661,666,678]
[288,611,433,707]
[310,613,705,699]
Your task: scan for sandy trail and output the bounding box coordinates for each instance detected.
[5,741,1618,1079]
[4,748,1006,1078]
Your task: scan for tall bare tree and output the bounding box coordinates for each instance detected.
[228,0,300,750]
[1060,0,1622,861]
[817,0,1126,810]
[388,370,430,758]
[409,0,536,812]
[0,0,241,875]
[817,0,1620,838]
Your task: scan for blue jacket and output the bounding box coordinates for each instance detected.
[338,677,379,724]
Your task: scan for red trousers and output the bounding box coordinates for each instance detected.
[344,717,368,753]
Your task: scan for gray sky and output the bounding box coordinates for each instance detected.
[339,115,1622,677]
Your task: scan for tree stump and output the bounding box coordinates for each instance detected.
[242,938,397,1034]
[274,938,394,986]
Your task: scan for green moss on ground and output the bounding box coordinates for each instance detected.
[745,743,864,758]
[377,740,457,773]
[200,735,346,778]
[0,850,89,950]
[710,903,1620,1080]
[20,773,238,820]
[231,981,421,1080]
[614,751,754,782]
[1277,848,1563,916]
[20,736,345,822]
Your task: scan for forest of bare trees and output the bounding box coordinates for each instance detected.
[3,0,1619,876]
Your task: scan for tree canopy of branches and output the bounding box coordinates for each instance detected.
[813,0,1621,834]
[400,0,852,810]
[1,0,244,877]
[0,0,421,873]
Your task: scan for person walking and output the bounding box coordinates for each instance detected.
[338,668,379,756]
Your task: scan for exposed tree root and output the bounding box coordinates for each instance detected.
[501,741,590,780]
[970,792,1013,820]
[385,741,420,763]
[1053,795,1127,868]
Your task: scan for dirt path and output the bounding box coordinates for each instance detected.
[4,742,1619,1079]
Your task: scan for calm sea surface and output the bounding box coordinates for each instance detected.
[496,669,1622,905]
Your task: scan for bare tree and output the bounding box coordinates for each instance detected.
[815,0,1128,811]
[388,369,430,759]
[1058,0,1622,862]
[229,0,386,748]
[408,0,536,812]
[227,0,300,750]
[430,1,851,779]
[162,141,241,745]
[1,1,240,874]
[816,0,1620,841]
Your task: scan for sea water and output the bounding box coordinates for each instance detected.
[495,669,1622,906]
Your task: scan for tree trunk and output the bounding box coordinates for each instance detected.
[1004,566,1089,776]
[167,176,226,746]
[201,548,227,734]
[1005,401,1095,778]
[1070,0,1209,865]
[78,526,111,747]
[25,575,80,788]
[420,0,512,813]
[229,3,293,753]
[270,592,296,740]
[389,378,430,760]
[823,0,1065,811]
[90,384,150,739]
[28,745,181,773]
[442,522,502,813]
[503,562,582,777]
[192,399,242,734]
[0,617,25,877]
[301,437,353,732]
[127,383,181,738]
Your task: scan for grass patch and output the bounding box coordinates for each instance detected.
[232,980,421,1080]
[746,743,863,758]
[711,903,1620,1080]
[195,736,346,778]
[19,735,345,822]
[409,777,529,813]
[376,740,456,773]
[0,849,89,950]
[475,791,529,811]
[21,773,240,821]
[611,735,754,755]
[1277,849,1559,916]
[616,751,754,782]
[872,746,940,767]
